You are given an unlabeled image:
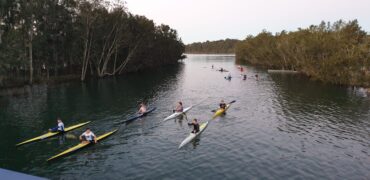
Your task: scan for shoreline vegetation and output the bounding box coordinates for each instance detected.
[185,39,240,54]
[236,20,370,88]
[0,0,185,89]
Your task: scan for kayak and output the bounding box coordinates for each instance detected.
[217,69,229,72]
[178,121,209,149]
[47,129,118,161]
[115,107,157,124]
[212,100,236,119]
[212,105,230,119]
[16,121,91,146]
[163,106,193,122]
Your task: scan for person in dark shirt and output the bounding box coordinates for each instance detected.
[188,119,200,133]
[219,100,226,109]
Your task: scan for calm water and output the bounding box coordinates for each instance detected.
[1,54,370,180]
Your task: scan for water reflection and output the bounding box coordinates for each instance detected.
[1,55,369,179]
[269,74,370,147]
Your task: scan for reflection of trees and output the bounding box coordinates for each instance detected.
[5,85,48,129]
[270,74,370,141]
[61,63,185,120]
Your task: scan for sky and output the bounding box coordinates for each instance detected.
[124,0,370,44]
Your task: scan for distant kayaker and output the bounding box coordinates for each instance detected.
[49,118,65,132]
[79,128,97,143]
[255,74,259,80]
[138,102,147,114]
[211,65,214,69]
[220,68,224,72]
[219,100,227,109]
[227,73,232,79]
[188,119,200,133]
[174,101,184,112]
[243,74,247,80]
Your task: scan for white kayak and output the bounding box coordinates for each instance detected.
[178,121,209,149]
[163,106,193,122]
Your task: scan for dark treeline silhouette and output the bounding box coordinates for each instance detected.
[236,20,370,87]
[185,39,239,54]
[0,0,185,88]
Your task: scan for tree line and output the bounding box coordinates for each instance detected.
[185,39,239,54]
[0,0,185,88]
[236,20,370,87]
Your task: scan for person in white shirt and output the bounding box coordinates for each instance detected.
[49,118,65,132]
[79,128,97,143]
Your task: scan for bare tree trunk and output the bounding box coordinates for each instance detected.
[0,16,3,44]
[29,30,33,85]
[0,29,3,44]
[81,32,88,81]
[96,23,119,77]
[117,43,140,74]
[81,26,92,81]
[113,44,117,74]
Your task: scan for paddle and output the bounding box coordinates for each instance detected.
[211,100,236,112]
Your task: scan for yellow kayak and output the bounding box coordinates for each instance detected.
[47,129,118,161]
[16,121,91,146]
[212,100,236,119]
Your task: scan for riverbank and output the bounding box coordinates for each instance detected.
[185,53,235,56]
[236,20,370,88]
[0,75,80,96]
[0,62,184,97]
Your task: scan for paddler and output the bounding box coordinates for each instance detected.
[188,118,200,133]
[220,68,224,72]
[243,74,247,80]
[49,118,65,132]
[138,102,147,114]
[219,100,227,110]
[79,128,97,143]
[174,101,184,112]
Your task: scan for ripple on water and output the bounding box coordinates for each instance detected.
[1,55,370,180]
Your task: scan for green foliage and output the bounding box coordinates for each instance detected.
[0,0,184,87]
[236,20,370,87]
[186,39,240,54]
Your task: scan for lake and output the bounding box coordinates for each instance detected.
[0,54,369,179]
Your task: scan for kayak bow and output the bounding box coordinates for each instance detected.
[178,121,209,149]
[16,121,91,146]
[47,129,117,161]
[163,106,193,122]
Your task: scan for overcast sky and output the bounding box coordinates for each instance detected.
[125,0,370,44]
